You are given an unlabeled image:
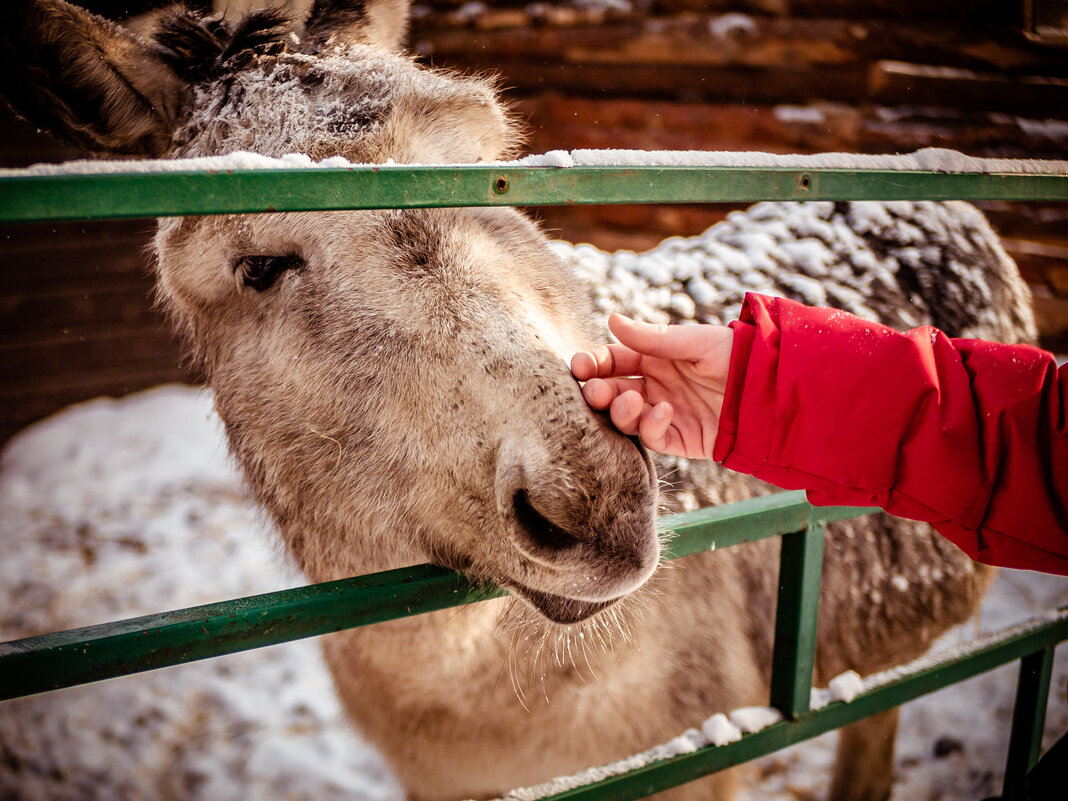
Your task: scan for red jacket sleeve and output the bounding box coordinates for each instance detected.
[712,293,1068,575]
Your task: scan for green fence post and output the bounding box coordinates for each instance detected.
[1003,645,1055,792]
[769,524,825,720]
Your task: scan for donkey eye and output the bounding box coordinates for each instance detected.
[234,254,305,291]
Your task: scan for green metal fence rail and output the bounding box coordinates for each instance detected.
[2,164,1067,223]
[0,491,868,701]
[2,159,1067,800]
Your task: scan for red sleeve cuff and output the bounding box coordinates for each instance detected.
[713,317,755,463]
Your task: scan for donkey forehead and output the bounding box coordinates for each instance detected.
[175,46,508,163]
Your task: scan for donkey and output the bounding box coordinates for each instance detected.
[0,2,1037,800]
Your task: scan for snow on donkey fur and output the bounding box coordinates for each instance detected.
[1,2,1066,800]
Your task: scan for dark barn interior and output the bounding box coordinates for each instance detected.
[1,0,1066,443]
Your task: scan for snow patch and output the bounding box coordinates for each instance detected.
[1015,117,1068,141]
[709,13,757,39]
[811,670,865,709]
[701,713,743,746]
[774,105,827,125]
[4,147,1066,178]
[0,150,343,177]
[496,705,783,801]
[828,671,865,704]
[563,148,1068,175]
[729,706,785,734]
[518,149,576,168]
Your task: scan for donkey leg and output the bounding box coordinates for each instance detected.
[827,707,900,801]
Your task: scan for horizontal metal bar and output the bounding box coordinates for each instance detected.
[0,564,505,701]
[0,492,871,701]
[514,609,1068,801]
[661,490,875,558]
[1,166,1065,223]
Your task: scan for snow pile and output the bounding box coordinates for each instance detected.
[2,146,1065,178]
[730,706,785,733]
[811,670,865,708]
[554,198,1026,344]
[702,713,743,747]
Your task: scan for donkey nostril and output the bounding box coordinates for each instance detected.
[512,489,579,553]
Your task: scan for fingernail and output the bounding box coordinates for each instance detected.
[651,403,667,420]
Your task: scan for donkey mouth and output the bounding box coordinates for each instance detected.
[502,490,660,624]
[507,581,619,624]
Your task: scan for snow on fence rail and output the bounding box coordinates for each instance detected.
[498,609,1068,801]
[1,148,1067,222]
[1,153,1066,800]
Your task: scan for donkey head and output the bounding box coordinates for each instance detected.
[1,0,661,624]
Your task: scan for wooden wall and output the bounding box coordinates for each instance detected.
[1,1,1066,443]
[410,0,1068,342]
[0,106,195,445]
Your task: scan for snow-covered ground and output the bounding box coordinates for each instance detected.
[1,385,1065,801]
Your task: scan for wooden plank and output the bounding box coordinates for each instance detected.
[870,60,1068,117]
[0,221,152,254]
[652,0,1018,21]
[443,59,868,104]
[0,322,182,381]
[0,278,158,336]
[518,96,1068,164]
[413,16,1066,76]
[421,0,1016,21]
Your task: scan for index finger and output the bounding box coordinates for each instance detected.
[608,314,724,362]
[571,342,644,380]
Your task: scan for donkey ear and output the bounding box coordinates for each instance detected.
[303,0,412,53]
[400,83,522,164]
[0,0,186,156]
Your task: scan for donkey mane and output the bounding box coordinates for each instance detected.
[151,6,292,83]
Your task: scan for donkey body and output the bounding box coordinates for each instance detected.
[0,3,1037,800]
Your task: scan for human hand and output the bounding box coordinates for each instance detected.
[570,314,734,459]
